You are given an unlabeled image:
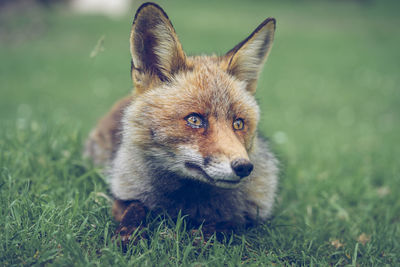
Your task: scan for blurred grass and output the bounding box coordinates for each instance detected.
[1,0,400,265]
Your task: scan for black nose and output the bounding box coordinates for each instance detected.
[231,158,254,178]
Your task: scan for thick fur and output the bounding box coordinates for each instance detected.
[85,2,278,237]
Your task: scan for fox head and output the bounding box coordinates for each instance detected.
[124,2,275,188]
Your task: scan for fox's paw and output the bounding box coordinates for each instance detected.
[190,221,238,246]
[111,200,148,250]
[203,221,237,242]
[113,224,147,249]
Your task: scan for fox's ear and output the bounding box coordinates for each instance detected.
[130,3,186,93]
[225,18,276,94]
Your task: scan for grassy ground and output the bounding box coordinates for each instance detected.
[1,0,400,265]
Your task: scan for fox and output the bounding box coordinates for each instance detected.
[84,2,279,244]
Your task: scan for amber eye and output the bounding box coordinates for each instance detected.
[185,114,204,128]
[233,118,244,130]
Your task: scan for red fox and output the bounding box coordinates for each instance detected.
[85,2,278,244]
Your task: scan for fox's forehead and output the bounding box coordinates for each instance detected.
[137,55,260,126]
[163,56,258,119]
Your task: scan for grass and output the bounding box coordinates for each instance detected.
[1,0,400,265]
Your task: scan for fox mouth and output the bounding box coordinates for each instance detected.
[184,162,240,185]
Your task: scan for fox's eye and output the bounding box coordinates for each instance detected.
[185,114,204,128]
[233,118,244,130]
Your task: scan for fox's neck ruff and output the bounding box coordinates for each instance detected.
[144,168,252,224]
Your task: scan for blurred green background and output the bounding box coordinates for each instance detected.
[1,0,399,137]
[1,0,399,265]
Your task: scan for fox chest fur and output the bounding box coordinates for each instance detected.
[85,2,279,236]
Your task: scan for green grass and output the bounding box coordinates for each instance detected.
[1,0,400,265]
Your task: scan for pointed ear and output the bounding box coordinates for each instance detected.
[130,3,186,93]
[225,18,276,94]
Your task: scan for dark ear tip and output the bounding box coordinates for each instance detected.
[137,2,163,12]
[135,2,166,17]
[263,17,276,30]
[133,2,170,26]
[249,17,276,36]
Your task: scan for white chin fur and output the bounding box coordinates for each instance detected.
[174,145,242,188]
[184,167,242,188]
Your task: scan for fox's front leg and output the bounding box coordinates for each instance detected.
[112,199,148,246]
[197,221,238,242]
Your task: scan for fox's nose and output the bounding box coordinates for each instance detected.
[231,158,254,178]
